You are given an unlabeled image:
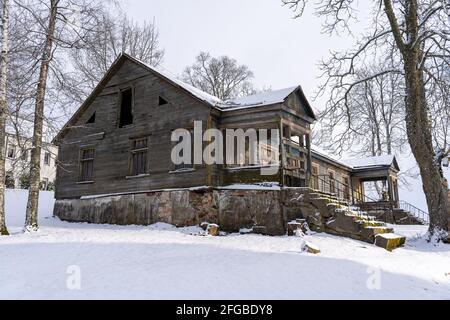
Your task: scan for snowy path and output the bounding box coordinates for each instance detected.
[0,190,449,299]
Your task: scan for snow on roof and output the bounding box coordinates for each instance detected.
[343,154,396,169]
[311,145,352,169]
[128,54,303,111]
[128,55,225,107]
[222,86,299,110]
[311,145,397,170]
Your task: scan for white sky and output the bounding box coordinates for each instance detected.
[122,0,449,211]
[123,0,370,111]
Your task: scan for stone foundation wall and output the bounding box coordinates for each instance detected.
[54,188,314,236]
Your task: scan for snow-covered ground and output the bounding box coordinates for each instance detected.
[0,189,449,300]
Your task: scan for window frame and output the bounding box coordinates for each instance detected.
[171,128,195,172]
[128,137,149,177]
[328,169,336,194]
[44,152,51,166]
[78,147,95,183]
[311,163,320,190]
[7,144,15,159]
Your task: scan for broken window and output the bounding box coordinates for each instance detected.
[130,138,148,176]
[158,96,168,106]
[79,148,95,182]
[86,112,96,124]
[119,88,133,128]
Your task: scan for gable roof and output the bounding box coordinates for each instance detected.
[224,86,297,108]
[54,53,317,142]
[221,86,317,120]
[53,53,223,142]
[133,56,224,107]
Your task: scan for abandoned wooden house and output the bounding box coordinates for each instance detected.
[53,53,427,246]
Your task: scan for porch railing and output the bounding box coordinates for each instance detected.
[310,174,390,222]
[309,174,430,225]
[399,201,430,224]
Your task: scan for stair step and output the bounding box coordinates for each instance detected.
[360,221,386,228]
[375,233,406,251]
[364,226,394,234]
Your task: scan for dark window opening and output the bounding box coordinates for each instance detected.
[79,148,95,182]
[86,112,96,124]
[7,145,15,159]
[158,96,168,106]
[119,88,133,128]
[44,152,50,165]
[130,138,148,176]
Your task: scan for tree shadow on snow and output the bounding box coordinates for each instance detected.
[0,241,448,300]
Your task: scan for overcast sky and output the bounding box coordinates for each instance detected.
[124,0,370,111]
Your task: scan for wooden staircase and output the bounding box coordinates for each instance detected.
[290,189,406,251]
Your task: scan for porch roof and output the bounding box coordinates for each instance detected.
[311,145,400,173]
[343,155,400,172]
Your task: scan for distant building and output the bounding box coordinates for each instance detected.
[5,132,58,190]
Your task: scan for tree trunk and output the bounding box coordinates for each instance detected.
[384,0,449,241]
[24,0,58,232]
[404,57,449,239]
[0,0,9,236]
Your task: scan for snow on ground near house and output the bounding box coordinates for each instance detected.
[1,190,449,299]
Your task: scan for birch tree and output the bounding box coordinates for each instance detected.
[0,0,10,236]
[23,0,58,231]
[15,0,106,232]
[283,0,450,241]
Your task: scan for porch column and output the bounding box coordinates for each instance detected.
[391,176,400,208]
[306,133,312,186]
[279,121,285,187]
[387,175,394,208]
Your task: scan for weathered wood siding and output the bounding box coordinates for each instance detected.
[55,57,317,199]
[311,154,353,197]
[56,59,212,199]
